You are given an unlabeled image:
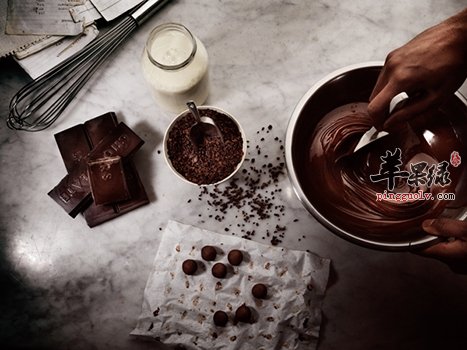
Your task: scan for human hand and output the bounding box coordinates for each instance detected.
[368,9,467,130]
[418,218,467,274]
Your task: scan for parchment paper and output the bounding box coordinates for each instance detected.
[131,220,330,350]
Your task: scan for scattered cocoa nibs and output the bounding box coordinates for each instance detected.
[213,310,229,327]
[235,304,252,323]
[252,283,268,299]
[201,245,217,261]
[271,236,281,246]
[228,249,243,266]
[212,263,227,278]
[182,259,198,275]
[193,128,288,243]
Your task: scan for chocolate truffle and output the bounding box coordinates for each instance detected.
[235,304,252,323]
[228,249,243,266]
[201,245,217,261]
[212,262,227,278]
[182,259,197,275]
[213,310,229,327]
[252,283,268,299]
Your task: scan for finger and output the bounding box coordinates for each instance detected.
[383,91,441,129]
[369,65,389,101]
[367,82,400,129]
[420,240,467,260]
[422,218,467,238]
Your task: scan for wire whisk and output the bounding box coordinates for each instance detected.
[7,0,172,132]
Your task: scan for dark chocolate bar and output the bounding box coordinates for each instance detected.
[83,160,149,227]
[47,172,93,218]
[50,113,118,216]
[50,112,149,226]
[82,114,149,226]
[87,156,130,205]
[50,120,144,215]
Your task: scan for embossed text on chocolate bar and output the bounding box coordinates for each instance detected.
[88,156,130,205]
[48,172,93,218]
[88,123,144,161]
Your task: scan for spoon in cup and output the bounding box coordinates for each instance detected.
[187,100,224,148]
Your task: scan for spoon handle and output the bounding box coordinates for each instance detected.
[187,100,202,123]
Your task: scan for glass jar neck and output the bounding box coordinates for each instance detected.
[145,23,197,71]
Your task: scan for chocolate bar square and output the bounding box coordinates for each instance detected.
[54,124,91,173]
[87,156,130,205]
[84,112,118,144]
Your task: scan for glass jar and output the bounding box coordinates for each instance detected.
[141,23,209,113]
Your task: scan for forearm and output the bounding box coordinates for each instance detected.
[443,8,467,63]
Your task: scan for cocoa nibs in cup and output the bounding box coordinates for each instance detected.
[166,109,244,185]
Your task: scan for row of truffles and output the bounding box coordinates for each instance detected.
[182,247,243,277]
[181,245,269,327]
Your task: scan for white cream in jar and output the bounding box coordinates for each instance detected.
[141,23,209,113]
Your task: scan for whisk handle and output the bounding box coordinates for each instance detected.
[131,0,173,26]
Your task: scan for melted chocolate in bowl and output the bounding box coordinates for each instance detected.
[288,63,467,249]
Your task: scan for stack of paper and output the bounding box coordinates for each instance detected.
[0,0,144,78]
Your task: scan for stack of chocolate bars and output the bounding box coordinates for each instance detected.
[48,112,149,227]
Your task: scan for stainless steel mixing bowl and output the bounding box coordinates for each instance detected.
[285,62,467,250]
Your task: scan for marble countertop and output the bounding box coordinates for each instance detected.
[1,1,467,349]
